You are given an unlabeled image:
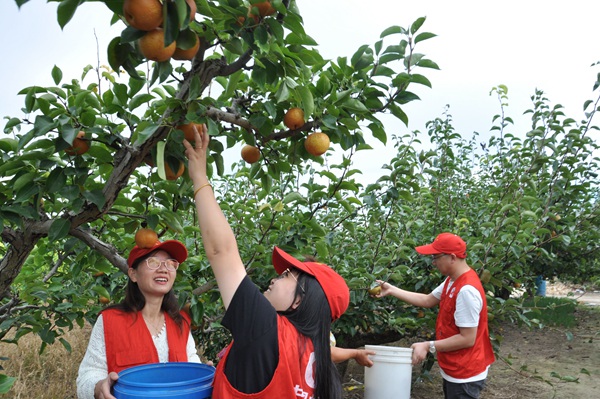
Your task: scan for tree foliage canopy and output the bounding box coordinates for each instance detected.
[1,0,599,371]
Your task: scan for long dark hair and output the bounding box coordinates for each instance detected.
[105,251,184,329]
[282,271,342,399]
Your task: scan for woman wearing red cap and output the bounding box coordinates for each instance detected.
[76,240,203,399]
[184,126,350,399]
[375,233,495,399]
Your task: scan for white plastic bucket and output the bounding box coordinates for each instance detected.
[364,345,413,399]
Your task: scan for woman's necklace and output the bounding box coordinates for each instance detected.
[143,313,165,338]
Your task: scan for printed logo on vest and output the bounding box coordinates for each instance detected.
[294,384,314,399]
[304,352,316,388]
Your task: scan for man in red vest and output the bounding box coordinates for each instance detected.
[376,233,495,399]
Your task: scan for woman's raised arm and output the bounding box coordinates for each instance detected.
[183,124,246,309]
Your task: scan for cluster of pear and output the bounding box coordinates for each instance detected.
[123,0,200,62]
[241,107,331,164]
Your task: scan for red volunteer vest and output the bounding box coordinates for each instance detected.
[103,309,191,373]
[436,269,495,379]
[212,315,315,399]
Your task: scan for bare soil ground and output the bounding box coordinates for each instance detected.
[342,285,600,399]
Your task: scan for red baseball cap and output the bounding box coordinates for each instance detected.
[127,240,188,268]
[272,247,349,321]
[415,232,467,258]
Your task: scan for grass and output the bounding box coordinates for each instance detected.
[0,324,91,399]
[522,296,578,328]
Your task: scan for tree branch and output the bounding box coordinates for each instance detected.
[220,49,253,76]
[70,227,129,274]
[43,251,71,283]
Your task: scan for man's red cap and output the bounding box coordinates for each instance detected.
[415,232,467,259]
[127,240,188,268]
[272,246,349,321]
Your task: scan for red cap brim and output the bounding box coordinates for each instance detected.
[127,240,188,268]
[415,243,442,255]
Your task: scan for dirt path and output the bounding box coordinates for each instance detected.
[341,290,600,399]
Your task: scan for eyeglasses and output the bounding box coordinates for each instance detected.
[145,257,179,272]
[276,268,305,293]
[432,254,450,262]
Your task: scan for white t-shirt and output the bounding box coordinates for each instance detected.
[431,278,489,383]
[76,314,201,399]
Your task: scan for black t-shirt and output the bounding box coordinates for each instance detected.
[221,275,279,393]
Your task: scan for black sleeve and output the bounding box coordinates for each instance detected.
[221,275,279,393]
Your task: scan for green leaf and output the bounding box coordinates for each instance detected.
[174,0,189,29]
[0,374,17,394]
[298,86,315,120]
[284,32,317,46]
[175,28,198,50]
[266,17,285,42]
[156,141,167,180]
[0,137,18,152]
[129,94,155,111]
[341,98,369,113]
[254,25,270,52]
[92,285,111,300]
[282,192,306,204]
[379,52,403,65]
[351,45,369,67]
[368,122,387,145]
[3,118,21,134]
[51,65,63,85]
[223,70,243,99]
[59,337,73,353]
[414,32,437,44]
[15,185,39,204]
[316,75,331,96]
[83,190,106,210]
[372,65,396,77]
[120,27,147,43]
[132,122,159,146]
[389,103,408,125]
[410,73,432,88]
[416,59,440,70]
[101,0,122,14]
[48,219,71,242]
[107,37,125,73]
[24,87,36,113]
[164,1,180,46]
[374,39,383,55]
[56,0,80,29]
[188,75,201,100]
[161,211,184,233]
[46,169,67,194]
[410,17,426,34]
[213,152,224,177]
[380,26,403,38]
[273,201,284,212]
[315,241,329,259]
[13,173,35,193]
[521,210,537,219]
[306,219,326,237]
[275,82,290,103]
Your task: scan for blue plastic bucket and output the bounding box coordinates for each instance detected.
[535,276,547,296]
[113,362,215,399]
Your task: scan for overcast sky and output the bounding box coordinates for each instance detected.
[2,1,599,181]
